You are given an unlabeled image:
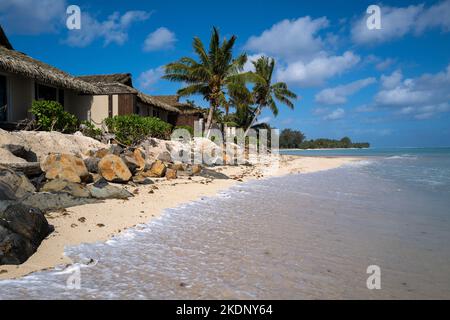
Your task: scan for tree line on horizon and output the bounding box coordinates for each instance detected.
[279,129,370,149]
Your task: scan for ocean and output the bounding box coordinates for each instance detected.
[1,147,449,299]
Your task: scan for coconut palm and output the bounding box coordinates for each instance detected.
[163,27,250,134]
[245,56,298,134]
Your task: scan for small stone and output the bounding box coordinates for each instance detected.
[78,217,86,223]
[165,168,177,180]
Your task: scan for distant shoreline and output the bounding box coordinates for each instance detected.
[280,148,369,151]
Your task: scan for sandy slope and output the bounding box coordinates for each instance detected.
[0,155,360,280]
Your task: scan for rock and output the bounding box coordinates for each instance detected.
[149,160,167,178]
[0,148,27,164]
[0,129,106,162]
[22,193,97,211]
[109,145,123,156]
[2,144,37,162]
[94,148,110,159]
[98,155,132,183]
[1,162,42,177]
[41,179,90,198]
[87,179,134,200]
[132,174,154,185]
[0,166,36,201]
[165,168,177,180]
[41,154,89,183]
[0,204,53,247]
[170,163,186,171]
[192,164,203,175]
[84,157,100,173]
[157,151,172,163]
[0,225,35,265]
[121,149,146,174]
[0,204,53,265]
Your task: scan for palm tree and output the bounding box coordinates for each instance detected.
[163,27,250,134]
[245,56,298,135]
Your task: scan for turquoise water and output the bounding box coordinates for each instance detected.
[283,147,450,195]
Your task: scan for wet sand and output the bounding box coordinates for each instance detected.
[0,155,359,280]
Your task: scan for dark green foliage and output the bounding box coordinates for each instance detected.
[174,125,194,136]
[279,129,369,149]
[80,120,102,140]
[298,137,370,149]
[105,115,172,146]
[29,100,78,133]
[279,129,306,149]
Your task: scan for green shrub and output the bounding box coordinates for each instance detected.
[173,125,194,136]
[80,120,103,140]
[30,100,78,133]
[105,115,172,145]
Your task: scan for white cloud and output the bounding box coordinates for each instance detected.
[245,16,329,62]
[315,77,376,105]
[143,27,177,52]
[65,10,150,47]
[374,65,450,119]
[0,0,66,34]
[138,67,164,91]
[276,51,360,87]
[351,0,450,45]
[324,108,345,120]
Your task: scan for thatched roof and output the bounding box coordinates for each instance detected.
[137,92,180,113]
[93,82,138,95]
[78,73,133,87]
[0,26,13,50]
[153,95,205,115]
[0,46,98,94]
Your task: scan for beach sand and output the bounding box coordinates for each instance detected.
[0,155,360,280]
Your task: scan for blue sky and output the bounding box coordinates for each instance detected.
[1,0,450,147]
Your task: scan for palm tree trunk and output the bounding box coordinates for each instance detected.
[244,105,262,137]
[204,105,215,138]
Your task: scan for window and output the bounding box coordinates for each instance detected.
[35,83,57,102]
[153,109,160,118]
[0,75,7,122]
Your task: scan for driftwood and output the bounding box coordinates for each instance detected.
[0,162,42,177]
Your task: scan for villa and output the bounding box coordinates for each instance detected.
[0,25,204,130]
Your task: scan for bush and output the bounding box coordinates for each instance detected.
[30,100,78,133]
[173,125,194,136]
[80,120,103,140]
[105,115,172,146]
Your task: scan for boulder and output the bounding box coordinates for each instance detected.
[84,157,100,173]
[149,160,167,178]
[1,129,106,162]
[41,179,91,198]
[0,225,35,265]
[22,193,97,212]
[0,166,36,201]
[1,162,42,177]
[121,149,146,174]
[2,144,37,162]
[87,179,134,200]
[192,164,203,175]
[0,204,53,265]
[157,151,172,163]
[165,168,177,180]
[132,174,154,185]
[94,148,110,159]
[98,155,132,183]
[0,148,27,164]
[171,163,186,171]
[41,154,89,183]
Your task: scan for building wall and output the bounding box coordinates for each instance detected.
[65,93,117,128]
[1,72,34,122]
[7,74,34,122]
[175,113,203,128]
